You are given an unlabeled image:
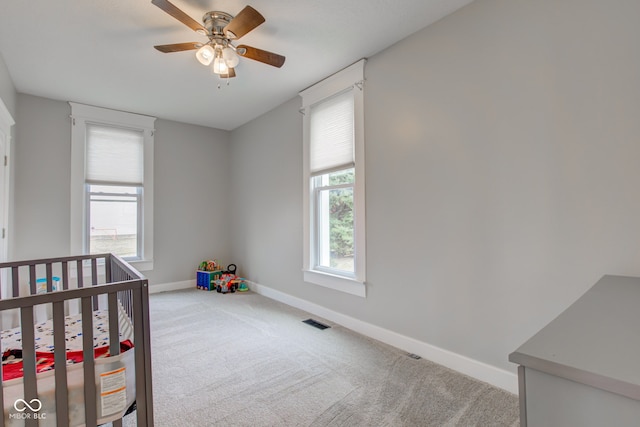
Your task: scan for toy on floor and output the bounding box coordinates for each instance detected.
[215,273,243,294]
[224,263,237,275]
[197,259,224,290]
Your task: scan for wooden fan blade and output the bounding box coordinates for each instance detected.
[220,68,237,78]
[154,42,202,53]
[223,6,265,39]
[237,45,285,68]
[151,0,207,34]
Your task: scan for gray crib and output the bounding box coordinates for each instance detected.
[0,254,153,427]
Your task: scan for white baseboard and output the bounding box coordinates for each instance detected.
[248,281,518,394]
[149,279,194,294]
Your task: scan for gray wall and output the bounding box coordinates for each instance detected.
[230,98,303,283]
[148,118,231,285]
[14,95,72,259]
[13,94,231,286]
[229,0,640,373]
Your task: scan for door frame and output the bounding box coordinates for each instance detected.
[0,97,15,263]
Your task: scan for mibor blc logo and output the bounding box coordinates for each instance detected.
[10,398,47,420]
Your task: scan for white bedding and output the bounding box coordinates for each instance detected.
[1,307,133,353]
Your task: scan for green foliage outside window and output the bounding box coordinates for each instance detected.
[329,169,355,259]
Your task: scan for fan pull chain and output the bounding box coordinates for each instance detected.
[215,74,232,90]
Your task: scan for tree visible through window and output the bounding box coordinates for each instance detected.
[315,168,354,273]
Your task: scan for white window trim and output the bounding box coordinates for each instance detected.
[300,59,366,297]
[69,102,155,271]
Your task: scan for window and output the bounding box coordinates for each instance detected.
[314,169,355,274]
[70,103,155,270]
[300,59,366,297]
[87,184,141,258]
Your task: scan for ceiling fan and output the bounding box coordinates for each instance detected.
[151,0,285,79]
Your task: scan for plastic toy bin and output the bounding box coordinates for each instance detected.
[196,270,222,291]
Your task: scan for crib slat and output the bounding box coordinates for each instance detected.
[62,260,69,290]
[28,264,36,296]
[77,259,84,288]
[81,296,98,426]
[62,261,69,290]
[105,255,112,284]
[46,262,54,292]
[53,300,70,426]
[91,258,98,285]
[107,292,120,357]
[11,266,18,297]
[91,258,99,307]
[20,306,39,427]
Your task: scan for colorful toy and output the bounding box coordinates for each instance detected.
[198,259,222,272]
[196,269,222,290]
[215,273,242,294]
[224,263,237,275]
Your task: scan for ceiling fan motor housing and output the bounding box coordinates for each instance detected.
[202,11,233,37]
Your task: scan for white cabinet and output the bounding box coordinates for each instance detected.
[509,275,640,427]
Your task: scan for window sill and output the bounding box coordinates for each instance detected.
[303,270,366,298]
[129,259,154,272]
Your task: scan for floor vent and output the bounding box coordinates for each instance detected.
[407,353,422,360]
[303,319,330,330]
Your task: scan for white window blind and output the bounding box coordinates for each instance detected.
[310,89,355,175]
[86,124,144,185]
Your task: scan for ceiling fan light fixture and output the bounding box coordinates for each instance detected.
[222,47,240,68]
[195,44,215,66]
[212,56,229,75]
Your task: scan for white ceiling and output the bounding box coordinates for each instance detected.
[0,0,473,131]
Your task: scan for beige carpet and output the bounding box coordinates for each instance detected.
[124,289,519,426]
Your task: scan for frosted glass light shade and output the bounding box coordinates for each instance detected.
[212,57,229,74]
[222,47,240,68]
[196,45,215,66]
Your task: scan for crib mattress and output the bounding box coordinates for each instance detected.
[1,307,134,381]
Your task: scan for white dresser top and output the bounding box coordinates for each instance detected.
[509,275,640,401]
